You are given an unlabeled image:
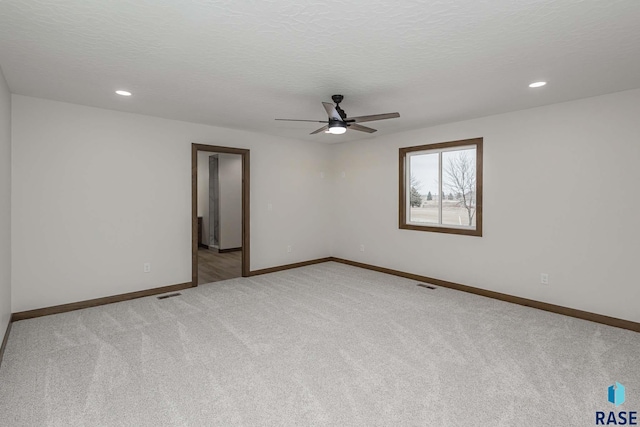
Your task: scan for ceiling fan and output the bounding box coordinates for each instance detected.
[275,95,400,135]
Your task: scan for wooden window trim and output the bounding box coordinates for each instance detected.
[399,137,483,237]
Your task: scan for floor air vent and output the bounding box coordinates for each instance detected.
[157,293,182,300]
[417,284,437,290]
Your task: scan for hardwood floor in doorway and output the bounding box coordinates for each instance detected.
[197,249,242,284]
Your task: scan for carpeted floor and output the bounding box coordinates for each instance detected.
[1,262,638,426]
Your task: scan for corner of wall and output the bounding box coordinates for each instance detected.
[0,65,12,337]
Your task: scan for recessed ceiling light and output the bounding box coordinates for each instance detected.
[115,90,132,96]
[528,81,547,88]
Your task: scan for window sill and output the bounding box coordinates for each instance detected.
[399,223,482,237]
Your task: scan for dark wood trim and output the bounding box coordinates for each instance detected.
[398,147,405,230]
[399,223,482,236]
[476,139,483,237]
[218,247,242,253]
[192,145,198,286]
[192,144,249,156]
[11,282,193,322]
[329,257,640,333]
[198,244,210,250]
[192,144,251,285]
[242,151,251,277]
[399,137,483,237]
[249,257,333,276]
[399,137,483,154]
[0,320,12,369]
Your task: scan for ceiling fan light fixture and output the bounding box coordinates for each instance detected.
[275,95,400,135]
[327,122,347,134]
[327,126,347,135]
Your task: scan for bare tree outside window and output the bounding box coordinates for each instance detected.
[443,150,476,226]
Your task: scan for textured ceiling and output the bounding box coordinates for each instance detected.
[0,0,639,142]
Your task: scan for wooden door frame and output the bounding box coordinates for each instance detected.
[192,143,250,285]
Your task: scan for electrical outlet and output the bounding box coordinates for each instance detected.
[144,263,151,273]
[287,245,292,253]
[540,273,549,285]
[267,203,273,211]
[320,172,325,179]
[360,244,365,252]
[341,171,346,178]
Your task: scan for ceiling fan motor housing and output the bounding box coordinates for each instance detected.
[328,119,347,128]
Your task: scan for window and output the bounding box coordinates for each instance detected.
[399,138,483,236]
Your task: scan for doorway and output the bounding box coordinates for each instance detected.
[192,144,250,286]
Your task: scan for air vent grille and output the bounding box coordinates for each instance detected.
[157,293,182,300]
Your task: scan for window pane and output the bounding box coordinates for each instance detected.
[408,153,439,224]
[442,148,476,228]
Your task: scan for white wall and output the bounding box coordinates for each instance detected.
[11,95,332,312]
[10,89,640,322]
[331,88,640,323]
[0,68,11,334]
[218,154,242,250]
[196,151,210,245]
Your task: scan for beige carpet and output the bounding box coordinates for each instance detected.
[1,262,638,426]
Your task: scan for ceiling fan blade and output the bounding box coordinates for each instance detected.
[322,102,342,121]
[275,119,328,123]
[346,112,400,123]
[310,125,329,135]
[349,123,377,133]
